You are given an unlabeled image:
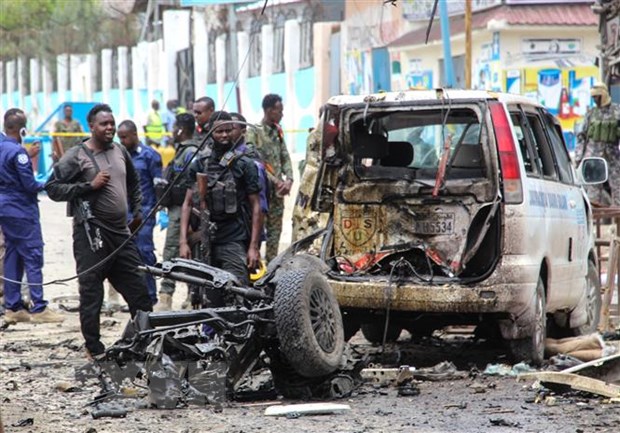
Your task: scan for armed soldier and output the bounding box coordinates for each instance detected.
[576,82,620,205]
[179,111,262,307]
[155,113,198,310]
[245,94,294,262]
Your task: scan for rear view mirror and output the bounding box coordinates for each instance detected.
[578,157,608,185]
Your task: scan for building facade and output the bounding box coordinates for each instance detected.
[0,0,344,159]
[385,1,601,150]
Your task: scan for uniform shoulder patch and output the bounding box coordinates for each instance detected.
[17,153,29,165]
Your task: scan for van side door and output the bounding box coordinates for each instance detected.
[520,105,582,309]
[539,109,589,302]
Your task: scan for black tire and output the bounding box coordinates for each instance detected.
[573,260,602,335]
[509,277,546,365]
[361,322,402,344]
[273,269,345,378]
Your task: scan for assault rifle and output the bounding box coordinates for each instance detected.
[75,198,103,252]
[196,172,212,265]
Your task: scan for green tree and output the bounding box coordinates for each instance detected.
[0,0,138,62]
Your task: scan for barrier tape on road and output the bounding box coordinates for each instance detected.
[31,129,311,138]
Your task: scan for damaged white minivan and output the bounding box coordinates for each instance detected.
[291,90,608,364]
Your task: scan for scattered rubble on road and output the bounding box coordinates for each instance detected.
[518,353,620,399]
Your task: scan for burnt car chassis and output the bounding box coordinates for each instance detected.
[79,245,349,409]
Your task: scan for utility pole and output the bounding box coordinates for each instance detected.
[438,0,455,87]
[465,0,472,89]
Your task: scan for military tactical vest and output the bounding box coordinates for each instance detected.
[205,152,241,222]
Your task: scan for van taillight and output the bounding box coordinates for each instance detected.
[489,102,523,204]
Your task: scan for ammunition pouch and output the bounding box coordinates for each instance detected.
[207,168,238,221]
[156,166,188,208]
[155,181,186,207]
[588,120,619,143]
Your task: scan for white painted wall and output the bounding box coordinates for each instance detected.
[17,58,25,110]
[193,11,209,98]
[118,46,129,119]
[261,24,274,96]
[41,61,53,117]
[101,49,113,103]
[28,59,41,122]
[163,10,191,101]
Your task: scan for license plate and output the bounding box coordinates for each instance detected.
[413,213,454,235]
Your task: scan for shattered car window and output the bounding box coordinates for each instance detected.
[350,109,484,180]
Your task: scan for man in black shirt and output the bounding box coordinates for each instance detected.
[179,111,261,300]
[45,104,152,358]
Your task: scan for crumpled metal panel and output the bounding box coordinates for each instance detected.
[332,197,488,275]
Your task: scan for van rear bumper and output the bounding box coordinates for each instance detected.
[330,256,541,339]
[332,280,528,312]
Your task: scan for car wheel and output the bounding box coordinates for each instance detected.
[361,322,402,344]
[273,269,345,378]
[573,260,601,335]
[509,277,546,365]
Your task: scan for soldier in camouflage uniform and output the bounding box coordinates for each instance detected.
[156,113,198,311]
[246,94,293,262]
[575,82,620,206]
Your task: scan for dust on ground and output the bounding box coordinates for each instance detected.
[1,197,619,433]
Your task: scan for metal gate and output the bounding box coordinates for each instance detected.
[176,47,194,108]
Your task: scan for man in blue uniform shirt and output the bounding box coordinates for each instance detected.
[117,120,163,304]
[0,108,64,324]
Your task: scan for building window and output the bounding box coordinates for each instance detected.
[111,50,119,90]
[300,8,313,68]
[249,20,262,78]
[94,53,102,92]
[273,13,285,73]
[207,31,217,84]
[22,60,30,95]
[225,31,238,82]
[127,51,133,89]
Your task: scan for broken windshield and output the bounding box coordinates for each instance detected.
[350,108,485,180]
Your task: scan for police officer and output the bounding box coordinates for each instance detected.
[576,82,620,205]
[245,94,294,262]
[45,104,152,358]
[0,108,65,324]
[117,120,163,304]
[156,113,198,311]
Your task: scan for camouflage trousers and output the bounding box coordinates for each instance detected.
[265,195,284,263]
[160,206,182,295]
[578,142,620,206]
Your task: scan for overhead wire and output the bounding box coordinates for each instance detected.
[0,1,268,288]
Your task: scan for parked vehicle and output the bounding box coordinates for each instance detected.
[290,89,608,364]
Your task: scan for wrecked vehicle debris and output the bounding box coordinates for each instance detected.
[291,89,609,365]
[77,257,353,408]
[361,361,466,386]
